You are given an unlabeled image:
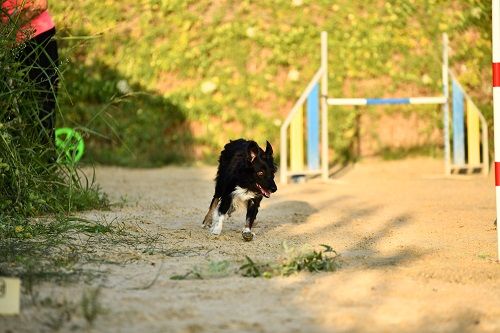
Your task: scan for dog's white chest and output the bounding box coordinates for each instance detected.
[231,186,256,210]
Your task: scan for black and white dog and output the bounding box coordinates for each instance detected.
[202,139,277,241]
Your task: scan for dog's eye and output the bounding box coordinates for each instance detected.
[257,171,264,177]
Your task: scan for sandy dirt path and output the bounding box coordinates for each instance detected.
[2,158,500,333]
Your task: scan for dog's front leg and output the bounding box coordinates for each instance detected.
[202,197,220,228]
[242,197,261,241]
[210,195,231,235]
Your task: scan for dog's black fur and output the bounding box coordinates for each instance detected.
[202,139,277,240]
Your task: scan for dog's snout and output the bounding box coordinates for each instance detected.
[270,183,277,193]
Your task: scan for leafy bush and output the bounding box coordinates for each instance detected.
[47,1,492,165]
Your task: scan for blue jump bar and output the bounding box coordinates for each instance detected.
[366,98,410,105]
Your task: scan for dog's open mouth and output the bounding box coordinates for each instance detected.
[256,183,271,198]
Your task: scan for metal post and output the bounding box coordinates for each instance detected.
[492,0,500,260]
[321,31,329,180]
[442,33,451,176]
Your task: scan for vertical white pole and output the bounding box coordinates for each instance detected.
[442,33,451,176]
[492,0,500,261]
[321,31,329,180]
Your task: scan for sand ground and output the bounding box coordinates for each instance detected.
[2,157,500,333]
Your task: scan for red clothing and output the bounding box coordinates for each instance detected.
[2,1,55,41]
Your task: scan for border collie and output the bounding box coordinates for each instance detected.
[202,139,277,241]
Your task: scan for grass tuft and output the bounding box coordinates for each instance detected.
[240,244,341,278]
[171,244,341,280]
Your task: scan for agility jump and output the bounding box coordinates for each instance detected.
[280,31,489,184]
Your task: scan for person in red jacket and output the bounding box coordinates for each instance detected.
[2,0,59,146]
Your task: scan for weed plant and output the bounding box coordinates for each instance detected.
[0,18,106,217]
[0,13,108,279]
[240,244,341,278]
[170,244,341,280]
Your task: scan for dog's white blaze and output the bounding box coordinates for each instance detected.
[231,186,256,210]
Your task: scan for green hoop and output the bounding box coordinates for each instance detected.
[55,128,85,164]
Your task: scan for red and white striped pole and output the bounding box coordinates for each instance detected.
[492,0,500,260]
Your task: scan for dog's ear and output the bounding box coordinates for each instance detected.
[265,141,273,156]
[248,142,259,163]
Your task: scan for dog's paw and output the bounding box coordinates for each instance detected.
[242,228,255,241]
[210,223,222,235]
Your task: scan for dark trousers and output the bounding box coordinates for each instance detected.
[16,27,59,145]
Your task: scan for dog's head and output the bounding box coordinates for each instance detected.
[246,141,277,198]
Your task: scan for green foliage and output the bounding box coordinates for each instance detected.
[58,61,193,166]
[170,245,340,280]
[240,244,341,278]
[279,244,340,276]
[239,255,271,278]
[0,13,107,217]
[47,1,492,165]
[0,12,109,282]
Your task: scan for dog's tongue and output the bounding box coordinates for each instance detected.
[256,184,271,198]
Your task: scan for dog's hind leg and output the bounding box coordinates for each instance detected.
[210,195,232,235]
[202,197,220,228]
[242,197,262,241]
